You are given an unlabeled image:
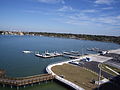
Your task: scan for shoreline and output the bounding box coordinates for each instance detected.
[0,30,120,44]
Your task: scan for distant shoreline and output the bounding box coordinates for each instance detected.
[0,30,120,44]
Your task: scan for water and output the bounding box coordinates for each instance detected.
[0,35,119,90]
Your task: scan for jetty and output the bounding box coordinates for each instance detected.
[0,73,55,88]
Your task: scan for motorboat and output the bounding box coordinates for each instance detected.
[22,50,32,53]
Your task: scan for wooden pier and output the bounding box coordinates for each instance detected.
[0,69,6,78]
[0,73,55,88]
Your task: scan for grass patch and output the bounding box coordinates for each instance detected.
[52,64,98,90]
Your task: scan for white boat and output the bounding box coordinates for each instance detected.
[54,52,62,56]
[35,53,42,57]
[70,50,79,54]
[35,51,63,58]
[63,51,71,55]
[22,50,32,53]
[35,53,53,58]
[45,51,50,55]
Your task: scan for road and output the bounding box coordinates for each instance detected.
[78,61,113,79]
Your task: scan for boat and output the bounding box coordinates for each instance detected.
[63,51,72,55]
[54,52,63,56]
[70,50,79,54]
[35,53,42,57]
[22,50,32,53]
[35,53,53,58]
[35,51,62,58]
[45,51,50,55]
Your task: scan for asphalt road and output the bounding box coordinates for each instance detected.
[104,53,120,69]
[78,61,113,79]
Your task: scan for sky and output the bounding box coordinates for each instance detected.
[0,0,120,36]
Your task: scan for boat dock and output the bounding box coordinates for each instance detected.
[87,48,109,54]
[87,48,102,52]
[35,51,63,58]
[63,51,81,59]
[63,51,80,56]
[0,73,55,88]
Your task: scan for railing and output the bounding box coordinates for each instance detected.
[0,74,55,87]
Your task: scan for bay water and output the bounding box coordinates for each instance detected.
[0,35,119,90]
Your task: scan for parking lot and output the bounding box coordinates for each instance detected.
[78,61,113,79]
[103,53,120,69]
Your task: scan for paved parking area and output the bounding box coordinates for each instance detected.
[88,55,112,63]
[109,49,120,54]
[77,61,113,79]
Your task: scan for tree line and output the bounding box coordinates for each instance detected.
[0,31,120,44]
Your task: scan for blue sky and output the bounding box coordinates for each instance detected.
[0,0,120,36]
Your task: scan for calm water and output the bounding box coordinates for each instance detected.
[0,35,119,90]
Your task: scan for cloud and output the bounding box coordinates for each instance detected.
[82,9,97,13]
[56,9,120,26]
[116,15,120,19]
[58,6,74,12]
[102,7,113,10]
[37,0,65,4]
[56,5,120,26]
[95,0,114,5]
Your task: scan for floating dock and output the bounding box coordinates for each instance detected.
[63,51,81,56]
[35,52,62,58]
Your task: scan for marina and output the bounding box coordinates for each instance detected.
[34,50,81,59]
[0,35,119,90]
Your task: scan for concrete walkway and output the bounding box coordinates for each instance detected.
[46,59,85,90]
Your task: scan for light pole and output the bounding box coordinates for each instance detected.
[98,63,102,90]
